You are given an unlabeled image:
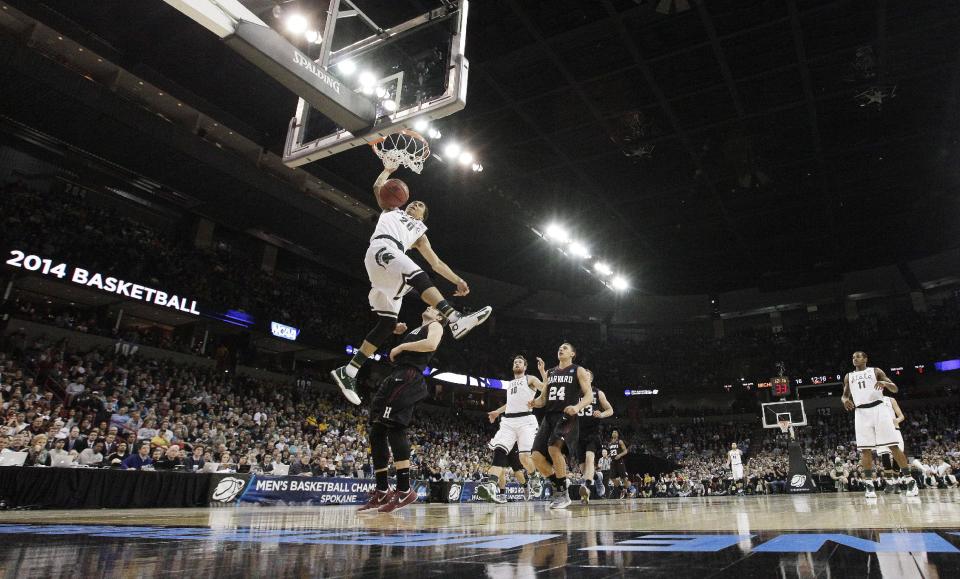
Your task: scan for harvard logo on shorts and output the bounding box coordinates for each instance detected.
[383,407,393,419]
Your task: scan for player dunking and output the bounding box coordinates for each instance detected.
[479,355,546,504]
[575,374,614,504]
[331,165,492,404]
[606,430,629,499]
[841,351,918,498]
[529,342,593,510]
[358,306,444,513]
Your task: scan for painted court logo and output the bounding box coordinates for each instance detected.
[1,526,960,554]
[212,477,247,502]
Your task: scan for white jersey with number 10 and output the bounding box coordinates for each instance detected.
[505,376,536,414]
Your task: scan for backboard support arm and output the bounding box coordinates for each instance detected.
[164,0,377,131]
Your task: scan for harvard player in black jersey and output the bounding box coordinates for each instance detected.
[529,342,593,510]
[606,430,629,499]
[358,306,443,514]
[575,374,614,504]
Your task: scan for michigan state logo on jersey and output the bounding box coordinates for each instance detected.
[374,247,396,268]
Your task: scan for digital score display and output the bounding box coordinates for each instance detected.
[770,376,792,400]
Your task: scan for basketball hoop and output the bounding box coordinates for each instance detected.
[778,419,791,434]
[370,130,431,174]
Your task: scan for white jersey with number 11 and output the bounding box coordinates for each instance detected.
[848,367,881,407]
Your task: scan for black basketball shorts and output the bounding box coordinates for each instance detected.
[610,458,628,480]
[508,445,524,472]
[577,424,602,464]
[532,412,579,459]
[369,366,428,428]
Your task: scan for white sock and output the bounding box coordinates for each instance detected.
[345,365,359,378]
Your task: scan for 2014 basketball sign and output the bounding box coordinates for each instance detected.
[5,249,200,315]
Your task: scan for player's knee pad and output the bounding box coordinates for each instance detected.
[370,423,390,469]
[492,447,509,468]
[364,315,397,348]
[386,427,411,462]
[509,452,524,472]
[406,270,435,296]
[880,453,893,471]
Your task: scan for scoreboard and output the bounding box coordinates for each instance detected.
[769,376,792,400]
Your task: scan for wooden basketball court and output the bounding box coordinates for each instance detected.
[2,492,959,577]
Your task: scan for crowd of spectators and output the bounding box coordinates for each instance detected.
[2,327,960,504]
[607,401,960,497]
[3,182,960,395]
[452,305,960,398]
[4,181,960,504]
[0,333,498,479]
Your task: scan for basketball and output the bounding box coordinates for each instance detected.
[379,178,409,209]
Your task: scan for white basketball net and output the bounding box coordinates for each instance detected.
[778,419,791,434]
[372,130,431,174]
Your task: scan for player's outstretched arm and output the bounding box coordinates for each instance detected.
[389,322,443,361]
[488,404,507,423]
[412,235,469,296]
[526,373,546,394]
[596,390,614,419]
[566,366,594,415]
[528,389,546,409]
[372,167,397,211]
[841,374,854,411]
[874,368,898,393]
[536,357,548,383]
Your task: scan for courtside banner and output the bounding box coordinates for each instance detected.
[453,481,544,502]
[230,476,431,506]
[208,473,253,505]
[237,476,376,505]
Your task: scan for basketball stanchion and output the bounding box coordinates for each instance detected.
[762,400,818,494]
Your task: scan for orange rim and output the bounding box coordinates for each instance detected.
[368,128,429,147]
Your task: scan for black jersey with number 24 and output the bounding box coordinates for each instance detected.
[543,364,582,413]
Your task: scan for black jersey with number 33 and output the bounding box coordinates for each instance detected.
[543,364,582,413]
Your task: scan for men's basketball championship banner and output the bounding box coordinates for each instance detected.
[787,442,818,494]
[208,474,430,506]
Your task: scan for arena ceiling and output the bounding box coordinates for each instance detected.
[7,0,960,295]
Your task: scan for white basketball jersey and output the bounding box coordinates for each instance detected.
[728,449,742,466]
[882,396,896,426]
[848,367,881,407]
[371,209,427,252]
[505,375,536,414]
